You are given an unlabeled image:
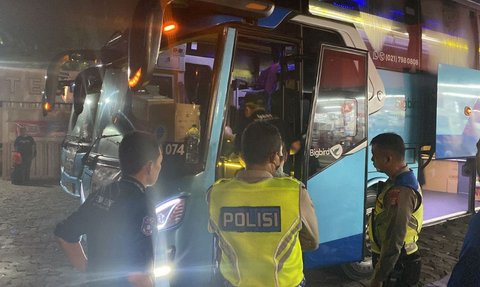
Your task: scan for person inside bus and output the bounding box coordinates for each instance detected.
[230,93,291,156]
[369,133,423,287]
[256,45,282,112]
[270,70,303,176]
[54,131,163,287]
[446,139,480,286]
[207,121,319,287]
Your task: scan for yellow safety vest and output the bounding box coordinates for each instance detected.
[368,170,423,255]
[209,177,304,287]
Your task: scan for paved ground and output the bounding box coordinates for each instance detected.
[0,178,472,286]
[0,179,84,287]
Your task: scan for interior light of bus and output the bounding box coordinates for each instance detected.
[163,22,177,33]
[443,92,478,100]
[128,68,142,88]
[439,83,480,89]
[245,2,269,11]
[421,145,432,151]
[464,106,472,116]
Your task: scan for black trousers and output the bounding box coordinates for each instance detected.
[372,250,422,287]
[18,157,32,183]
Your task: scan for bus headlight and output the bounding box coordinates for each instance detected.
[154,265,172,277]
[155,197,186,231]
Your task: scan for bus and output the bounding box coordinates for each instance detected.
[308,0,480,225]
[42,0,480,285]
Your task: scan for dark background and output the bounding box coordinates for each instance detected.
[0,0,138,63]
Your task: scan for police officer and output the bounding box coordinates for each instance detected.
[208,121,319,287]
[369,133,423,287]
[233,93,291,152]
[54,131,163,287]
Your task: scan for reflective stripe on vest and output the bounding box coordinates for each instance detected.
[209,177,304,287]
[368,170,423,255]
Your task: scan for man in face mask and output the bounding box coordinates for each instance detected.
[208,121,319,287]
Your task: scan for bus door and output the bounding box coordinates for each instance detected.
[425,64,480,222]
[304,45,369,268]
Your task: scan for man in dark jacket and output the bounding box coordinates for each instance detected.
[54,131,163,287]
[14,126,36,184]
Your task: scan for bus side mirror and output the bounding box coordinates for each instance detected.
[43,50,100,116]
[128,0,164,90]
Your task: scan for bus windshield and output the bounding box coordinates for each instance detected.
[127,32,220,170]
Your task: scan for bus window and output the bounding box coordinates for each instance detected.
[68,92,99,142]
[126,34,218,173]
[219,35,301,178]
[308,47,368,177]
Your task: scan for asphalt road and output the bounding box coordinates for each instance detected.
[0,179,471,286]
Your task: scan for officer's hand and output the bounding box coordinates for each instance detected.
[370,279,383,287]
[224,126,235,141]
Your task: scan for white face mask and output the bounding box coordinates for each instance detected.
[273,165,285,177]
[273,148,285,177]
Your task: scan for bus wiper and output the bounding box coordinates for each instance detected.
[82,134,122,167]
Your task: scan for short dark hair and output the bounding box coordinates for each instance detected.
[241,121,282,166]
[119,131,160,175]
[370,133,405,159]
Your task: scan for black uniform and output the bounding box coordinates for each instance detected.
[14,135,36,183]
[54,176,155,287]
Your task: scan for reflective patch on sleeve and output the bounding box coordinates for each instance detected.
[141,216,155,236]
[387,188,401,206]
[220,206,281,232]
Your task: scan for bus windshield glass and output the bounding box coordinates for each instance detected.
[128,32,219,170]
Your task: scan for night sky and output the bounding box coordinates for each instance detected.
[0,0,138,63]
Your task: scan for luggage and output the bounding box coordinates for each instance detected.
[11,151,23,185]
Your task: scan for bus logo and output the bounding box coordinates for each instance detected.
[309,144,343,159]
[330,144,343,159]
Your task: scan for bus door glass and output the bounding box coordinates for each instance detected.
[422,64,480,222]
[304,45,368,268]
[218,34,300,178]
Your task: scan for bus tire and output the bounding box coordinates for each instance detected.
[340,187,378,280]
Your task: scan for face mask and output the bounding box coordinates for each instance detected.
[273,165,285,177]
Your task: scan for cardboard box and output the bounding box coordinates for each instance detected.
[423,160,459,193]
[132,96,200,142]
